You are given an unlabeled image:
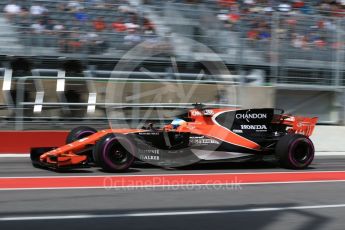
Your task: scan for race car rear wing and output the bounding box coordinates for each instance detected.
[279,115,318,137]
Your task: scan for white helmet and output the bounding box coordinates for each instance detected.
[171,118,187,129]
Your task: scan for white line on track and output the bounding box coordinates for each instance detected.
[2,203,345,221]
[316,152,345,156]
[0,154,30,157]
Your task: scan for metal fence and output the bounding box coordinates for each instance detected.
[0,71,237,130]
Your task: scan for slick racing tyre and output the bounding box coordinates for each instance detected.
[66,126,97,144]
[30,147,56,169]
[66,126,97,163]
[93,133,135,172]
[275,134,314,169]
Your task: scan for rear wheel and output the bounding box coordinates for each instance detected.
[275,134,314,169]
[93,133,135,172]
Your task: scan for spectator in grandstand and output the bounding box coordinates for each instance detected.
[44,19,55,33]
[57,2,69,12]
[217,10,229,22]
[127,11,140,28]
[143,32,160,47]
[89,0,107,9]
[257,20,271,41]
[93,17,106,32]
[68,31,83,53]
[247,28,259,44]
[58,32,69,52]
[67,0,85,12]
[331,3,345,17]
[19,6,29,18]
[292,33,307,49]
[216,3,241,30]
[118,3,136,13]
[142,32,172,54]
[125,21,140,31]
[306,26,327,48]
[80,31,95,52]
[75,10,89,23]
[30,4,48,16]
[40,12,52,27]
[4,1,21,20]
[112,19,127,32]
[292,0,305,9]
[228,10,240,30]
[57,24,83,53]
[218,0,236,8]
[318,0,345,16]
[314,37,327,49]
[31,20,45,34]
[53,21,65,33]
[277,2,292,12]
[143,18,155,33]
[258,29,271,40]
[124,29,142,46]
[81,31,108,54]
[324,19,337,31]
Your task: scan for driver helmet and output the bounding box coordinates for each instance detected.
[171,118,187,129]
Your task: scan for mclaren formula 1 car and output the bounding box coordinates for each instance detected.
[31,105,318,172]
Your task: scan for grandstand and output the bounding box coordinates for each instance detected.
[0,1,343,81]
[0,0,344,129]
[0,1,343,64]
[0,0,166,57]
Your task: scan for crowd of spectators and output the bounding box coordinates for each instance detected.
[216,0,345,50]
[217,0,345,15]
[3,0,160,54]
[4,0,345,55]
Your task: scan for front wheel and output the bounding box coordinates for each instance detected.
[66,126,97,163]
[66,126,97,144]
[275,134,314,169]
[30,147,56,169]
[93,133,135,172]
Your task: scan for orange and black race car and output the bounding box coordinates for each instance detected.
[31,104,318,172]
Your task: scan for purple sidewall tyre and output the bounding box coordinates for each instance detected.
[66,126,97,144]
[94,134,135,172]
[275,134,315,169]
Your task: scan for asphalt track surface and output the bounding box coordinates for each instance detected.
[1,156,345,230]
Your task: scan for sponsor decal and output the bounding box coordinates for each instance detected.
[190,135,204,139]
[236,113,267,121]
[191,109,215,116]
[232,129,243,134]
[139,155,160,161]
[240,124,267,130]
[203,109,214,116]
[138,149,160,154]
[78,138,88,142]
[138,149,160,161]
[191,110,202,116]
[138,132,159,135]
[189,136,220,144]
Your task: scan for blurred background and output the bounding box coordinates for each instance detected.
[0,0,344,130]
